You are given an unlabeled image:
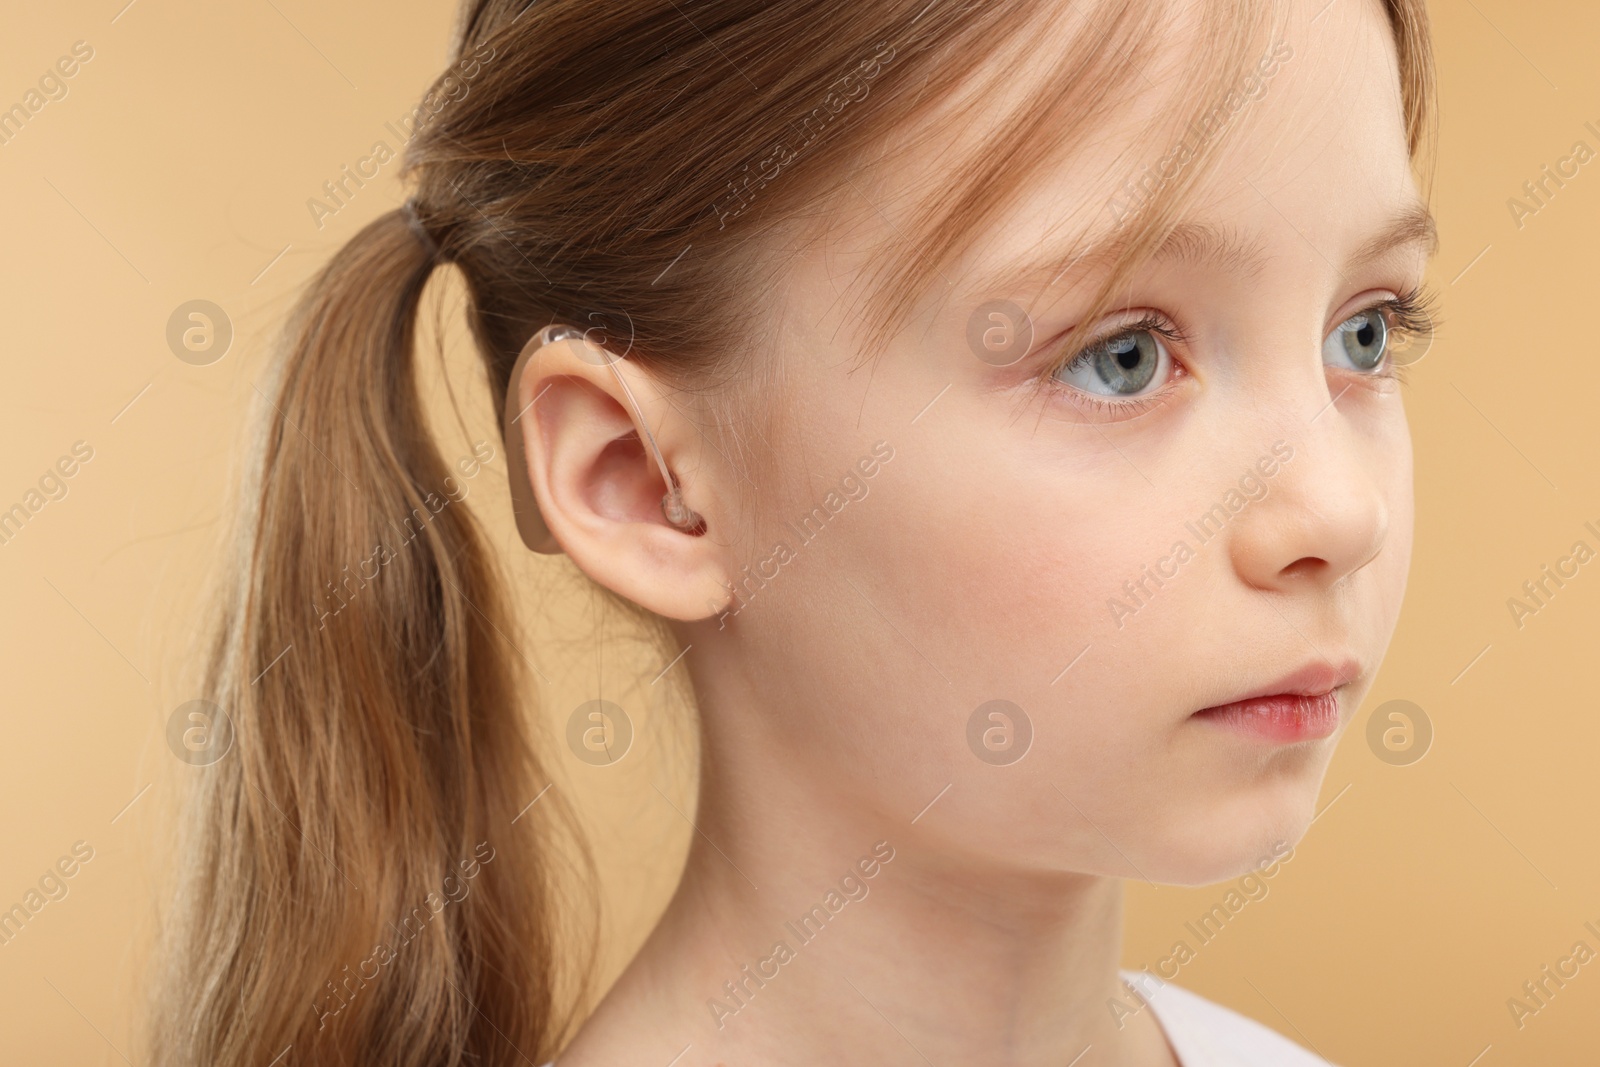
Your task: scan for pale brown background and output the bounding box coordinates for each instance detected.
[1,1,1596,1063]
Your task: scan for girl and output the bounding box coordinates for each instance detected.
[151,0,1437,1063]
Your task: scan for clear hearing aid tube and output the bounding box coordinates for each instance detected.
[535,324,706,535]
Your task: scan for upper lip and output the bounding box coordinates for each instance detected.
[1197,657,1362,711]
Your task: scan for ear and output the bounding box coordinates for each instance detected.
[509,332,734,622]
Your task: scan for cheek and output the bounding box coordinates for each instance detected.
[834,436,1185,771]
[844,423,1172,690]
[830,463,1217,876]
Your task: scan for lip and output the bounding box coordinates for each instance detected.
[1190,658,1361,744]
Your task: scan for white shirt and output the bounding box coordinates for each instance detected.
[538,969,1335,1067]
[1125,969,1337,1066]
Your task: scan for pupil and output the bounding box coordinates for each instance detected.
[1356,323,1374,346]
[1095,332,1157,393]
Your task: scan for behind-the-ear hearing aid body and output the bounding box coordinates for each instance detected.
[503,323,706,554]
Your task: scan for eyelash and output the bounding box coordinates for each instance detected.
[1034,284,1440,419]
[1370,285,1439,386]
[1037,313,1191,419]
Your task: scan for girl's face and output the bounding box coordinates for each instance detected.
[694,0,1430,886]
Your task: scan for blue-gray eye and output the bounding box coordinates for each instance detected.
[1055,329,1169,396]
[1324,308,1389,371]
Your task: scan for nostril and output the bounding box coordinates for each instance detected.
[1281,557,1328,581]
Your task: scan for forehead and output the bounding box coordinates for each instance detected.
[807,0,1421,315]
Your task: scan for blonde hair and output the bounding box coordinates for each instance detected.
[148,1,1434,1063]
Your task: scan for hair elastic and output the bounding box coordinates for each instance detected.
[503,323,707,554]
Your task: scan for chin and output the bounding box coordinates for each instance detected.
[1139,777,1323,887]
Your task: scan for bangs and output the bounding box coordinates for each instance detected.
[791,0,1433,384]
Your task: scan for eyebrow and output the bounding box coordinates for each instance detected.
[1348,201,1439,273]
[972,200,1440,297]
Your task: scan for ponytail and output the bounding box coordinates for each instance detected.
[150,207,568,1065]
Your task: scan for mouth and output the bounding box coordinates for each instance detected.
[1189,658,1359,745]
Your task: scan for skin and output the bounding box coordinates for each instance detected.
[516,0,1435,1063]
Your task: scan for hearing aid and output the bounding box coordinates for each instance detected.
[503,323,707,554]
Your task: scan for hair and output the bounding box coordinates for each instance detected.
[148,1,1434,1064]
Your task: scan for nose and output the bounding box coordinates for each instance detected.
[1226,414,1392,595]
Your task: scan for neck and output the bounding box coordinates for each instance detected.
[562,685,1177,1067]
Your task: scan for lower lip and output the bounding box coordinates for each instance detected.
[1191,691,1342,744]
